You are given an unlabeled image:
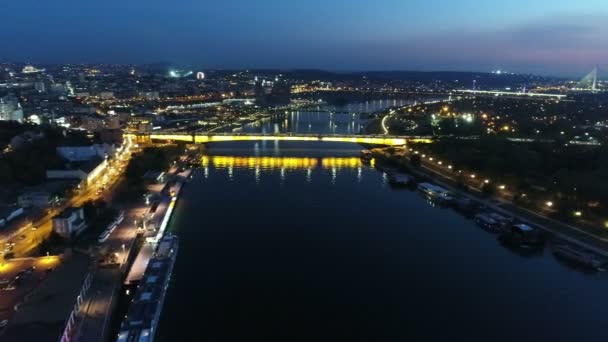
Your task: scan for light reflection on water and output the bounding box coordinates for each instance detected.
[201,155,364,170]
[200,155,372,184]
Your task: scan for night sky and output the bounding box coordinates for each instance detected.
[2,0,607,76]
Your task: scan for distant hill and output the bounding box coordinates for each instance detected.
[235,69,561,87]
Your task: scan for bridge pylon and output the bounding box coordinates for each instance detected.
[576,66,600,91]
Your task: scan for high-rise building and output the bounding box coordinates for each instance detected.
[270,79,291,106]
[254,77,291,107]
[0,95,24,122]
[34,81,46,93]
[254,79,268,106]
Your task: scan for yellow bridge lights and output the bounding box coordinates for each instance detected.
[125,133,430,146]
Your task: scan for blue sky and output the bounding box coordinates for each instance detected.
[2,0,607,76]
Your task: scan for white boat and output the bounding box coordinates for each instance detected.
[417,182,453,202]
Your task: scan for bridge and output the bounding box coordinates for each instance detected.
[127,132,434,146]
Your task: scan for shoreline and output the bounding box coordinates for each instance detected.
[372,150,608,256]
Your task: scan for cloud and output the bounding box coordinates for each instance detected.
[338,15,608,75]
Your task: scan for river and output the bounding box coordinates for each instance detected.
[158,101,608,341]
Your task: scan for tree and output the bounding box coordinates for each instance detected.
[410,154,421,168]
[481,183,496,197]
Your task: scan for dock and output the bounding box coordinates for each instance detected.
[123,170,188,285]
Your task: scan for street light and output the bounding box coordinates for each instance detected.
[546,201,554,208]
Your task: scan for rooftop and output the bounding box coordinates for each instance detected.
[54,206,81,219]
[21,180,78,196]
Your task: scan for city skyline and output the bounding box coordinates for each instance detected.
[3,2,608,341]
[2,0,608,77]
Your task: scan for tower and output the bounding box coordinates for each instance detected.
[576,66,600,91]
[254,79,267,106]
[592,65,598,91]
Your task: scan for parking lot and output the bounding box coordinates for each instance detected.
[0,256,61,324]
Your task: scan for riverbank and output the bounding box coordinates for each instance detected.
[371,148,608,256]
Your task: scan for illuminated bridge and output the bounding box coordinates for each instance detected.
[128,132,434,146]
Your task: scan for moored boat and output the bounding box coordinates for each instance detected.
[360,150,373,161]
[417,182,453,202]
[498,223,544,249]
[552,244,605,271]
[474,213,499,230]
[388,173,412,186]
[117,235,179,342]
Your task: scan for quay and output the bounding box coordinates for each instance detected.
[374,149,608,257]
[67,166,189,342]
[124,169,187,285]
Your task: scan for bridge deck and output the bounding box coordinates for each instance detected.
[129,132,433,145]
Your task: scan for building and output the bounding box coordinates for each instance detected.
[254,79,268,106]
[18,191,53,208]
[104,115,121,129]
[22,65,45,74]
[18,180,75,208]
[254,77,291,107]
[99,91,114,100]
[79,115,105,131]
[73,106,97,114]
[271,79,292,106]
[10,130,45,150]
[139,91,160,100]
[52,206,86,238]
[0,94,24,122]
[56,144,116,162]
[18,191,54,209]
[0,205,24,227]
[49,83,66,94]
[47,159,107,186]
[99,128,124,144]
[34,81,46,93]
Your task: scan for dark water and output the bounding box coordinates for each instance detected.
[233,98,443,136]
[321,98,423,113]
[158,111,608,342]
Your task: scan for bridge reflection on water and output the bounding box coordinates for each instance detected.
[202,156,367,170]
[201,156,376,183]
